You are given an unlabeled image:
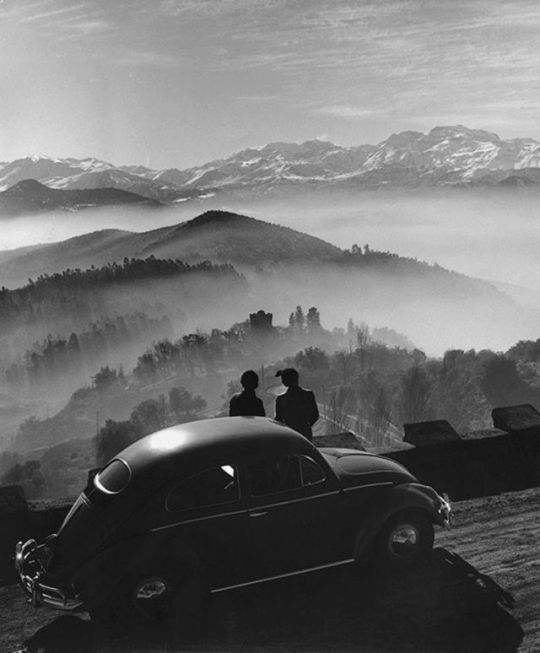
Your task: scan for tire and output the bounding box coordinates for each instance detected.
[375,511,434,570]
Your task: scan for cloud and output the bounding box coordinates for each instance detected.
[12,2,93,24]
[237,94,280,104]
[159,0,284,19]
[313,105,377,120]
[112,49,184,68]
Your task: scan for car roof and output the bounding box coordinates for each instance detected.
[116,416,313,474]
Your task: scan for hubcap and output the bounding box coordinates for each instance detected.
[136,578,167,600]
[389,524,419,558]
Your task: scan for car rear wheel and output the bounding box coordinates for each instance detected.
[375,512,434,569]
[90,561,207,632]
[131,565,207,626]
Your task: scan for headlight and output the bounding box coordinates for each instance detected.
[437,493,452,527]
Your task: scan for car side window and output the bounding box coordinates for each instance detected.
[166,464,239,512]
[247,455,301,497]
[299,455,326,486]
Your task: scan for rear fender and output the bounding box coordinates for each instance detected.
[75,532,200,608]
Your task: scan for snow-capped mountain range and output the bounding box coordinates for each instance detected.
[2,125,540,208]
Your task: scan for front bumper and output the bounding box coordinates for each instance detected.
[15,539,83,611]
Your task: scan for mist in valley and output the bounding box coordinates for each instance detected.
[3,189,540,295]
[2,188,540,357]
[236,189,540,296]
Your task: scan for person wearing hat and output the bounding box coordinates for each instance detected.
[274,368,319,441]
[229,370,266,417]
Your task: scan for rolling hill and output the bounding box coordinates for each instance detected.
[0,208,535,354]
[0,210,342,286]
[0,179,161,216]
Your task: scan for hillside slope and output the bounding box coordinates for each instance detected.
[0,209,534,353]
[0,210,342,286]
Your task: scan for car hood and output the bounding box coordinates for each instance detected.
[320,448,416,488]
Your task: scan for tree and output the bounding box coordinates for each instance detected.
[368,387,391,447]
[96,419,141,465]
[134,352,157,385]
[399,365,432,424]
[328,386,352,433]
[294,347,329,372]
[294,305,305,330]
[1,460,45,499]
[306,307,321,333]
[169,386,191,416]
[130,399,163,433]
[93,366,118,391]
[480,355,535,407]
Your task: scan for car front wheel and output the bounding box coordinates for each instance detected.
[375,512,434,569]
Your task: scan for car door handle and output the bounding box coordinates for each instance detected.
[249,511,268,518]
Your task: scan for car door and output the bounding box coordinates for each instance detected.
[157,461,251,589]
[243,451,344,579]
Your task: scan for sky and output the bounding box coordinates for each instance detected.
[1,0,540,169]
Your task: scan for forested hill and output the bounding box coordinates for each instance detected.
[0,257,246,337]
[0,210,506,297]
[0,210,342,287]
[137,210,343,265]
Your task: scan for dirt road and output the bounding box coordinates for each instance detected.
[1,487,538,652]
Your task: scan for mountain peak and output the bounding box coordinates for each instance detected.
[384,131,424,147]
[184,210,255,228]
[259,140,338,157]
[4,178,55,197]
[429,125,501,142]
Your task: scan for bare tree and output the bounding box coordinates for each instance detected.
[399,365,432,424]
[327,386,351,433]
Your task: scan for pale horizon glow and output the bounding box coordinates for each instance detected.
[1,0,540,169]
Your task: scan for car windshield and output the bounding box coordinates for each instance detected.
[95,459,131,494]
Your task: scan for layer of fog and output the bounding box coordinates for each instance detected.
[239,190,540,296]
[1,188,540,356]
[3,189,540,297]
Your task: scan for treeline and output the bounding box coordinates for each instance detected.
[3,312,172,390]
[132,305,326,386]
[341,244,497,293]
[0,256,244,335]
[283,339,540,447]
[95,386,207,464]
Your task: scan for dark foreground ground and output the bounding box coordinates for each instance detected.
[1,487,538,653]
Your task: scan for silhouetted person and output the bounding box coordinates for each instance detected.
[229,370,266,417]
[275,368,319,441]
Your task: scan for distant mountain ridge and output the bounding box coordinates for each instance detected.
[1,125,540,208]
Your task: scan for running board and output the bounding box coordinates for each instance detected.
[211,558,355,594]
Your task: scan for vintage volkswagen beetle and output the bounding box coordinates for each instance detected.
[16,417,451,623]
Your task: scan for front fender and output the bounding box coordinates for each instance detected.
[353,482,446,560]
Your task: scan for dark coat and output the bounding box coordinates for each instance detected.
[229,390,266,417]
[275,387,319,441]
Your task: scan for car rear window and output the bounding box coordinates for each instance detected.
[95,459,131,494]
